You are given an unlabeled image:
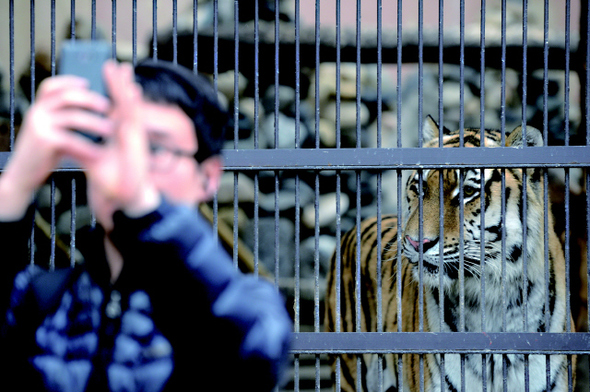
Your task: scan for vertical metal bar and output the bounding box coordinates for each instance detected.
[213,0,219,89]
[69,0,75,40]
[315,171,321,392]
[335,169,342,392]
[418,6,426,389]
[542,1,551,390]
[232,1,240,271]
[418,0,424,149]
[418,168,425,392]
[294,182,301,390]
[356,0,361,148]
[313,0,322,386]
[274,171,280,286]
[111,0,117,58]
[132,0,138,65]
[30,0,36,103]
[70,179,76,268]
[499,2,508,391]
[274,0,280,149]
[50,181,56,271]
[51,0,56,76]
[192,0,198,71]
[521,2,530,390]
[253,0,259,279]
[417,14,425,392]
[585,10,590,390]
[459,2,467,390]
[334,7,342,390]
[172,0,178,64]
[376,0,384,389]
[233,170,238,270]
[9,0,14,149]
[355,170,362,392]
[563,2,574,391]
[479,1,488,390]
[335,0,341,148]
[313,0,321,147]
[396,0,404,387]
[294,1,301,388]
[254,171,259,277]
[212,0,219,241]
[396,167,403,389]
[152,0,158,60]
[91,0,97,40]
[437,2,447,387]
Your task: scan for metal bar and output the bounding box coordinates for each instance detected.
[192,0,197,70]
[70,178,76,268]
[217,147,590,170]
[152,0,158,59]
[51,0,56,75]
[356,0,361,148]
[91,0,96,40]
[12,146,590,173]
[132,0,137,65]
[50,180,56,271]
[112,0,117,57]
[418,7,426,392]
[69,0,74,39]
[290,332,590,354]
[30,0,36,103]
[274,0,280,149]
[232,0,239,272]
[172,0,178,64]
[9,0,15,150]
[564,0,574,387]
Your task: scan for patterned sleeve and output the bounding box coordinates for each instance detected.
[0,206,35,329]
[110,199,293,391]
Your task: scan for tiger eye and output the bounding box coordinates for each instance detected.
[463,186,477,197]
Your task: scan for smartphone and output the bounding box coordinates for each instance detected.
[58,40,111,144]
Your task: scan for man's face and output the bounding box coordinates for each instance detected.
[89,100,221,231]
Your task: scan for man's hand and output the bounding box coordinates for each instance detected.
[0,75,111,220]
[82,61,160,218]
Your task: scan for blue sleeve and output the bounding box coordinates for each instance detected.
[110,199,292,389]
[0,206,34,329]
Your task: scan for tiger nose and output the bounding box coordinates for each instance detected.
[406,235,438,252]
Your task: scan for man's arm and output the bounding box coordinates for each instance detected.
[110,199,292,390]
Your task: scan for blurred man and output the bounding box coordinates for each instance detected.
[0,59,291,391]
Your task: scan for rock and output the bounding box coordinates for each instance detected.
[302,192,350,229]
[243,217,295,278]
[217,70,247,103]
[261,111,308,149]
[299,235,338,279]
[217,173,256,204]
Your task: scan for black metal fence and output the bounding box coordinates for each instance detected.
[1,1,590,391]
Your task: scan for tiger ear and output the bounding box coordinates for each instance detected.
[423,115,452,143]
[506,125,543,148]
[423,115,440,142]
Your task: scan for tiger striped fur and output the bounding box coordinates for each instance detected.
[324,116,575,392]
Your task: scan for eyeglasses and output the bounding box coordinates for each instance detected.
[149,142,197,172]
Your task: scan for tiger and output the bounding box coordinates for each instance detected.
[324,116,575,392]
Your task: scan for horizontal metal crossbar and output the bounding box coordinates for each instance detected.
[1,146,589,172]
[222,146,590,171]
[291,332,590,355]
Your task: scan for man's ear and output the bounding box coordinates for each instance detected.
[198,155,224,199]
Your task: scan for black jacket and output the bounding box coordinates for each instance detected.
[0,199,292,391]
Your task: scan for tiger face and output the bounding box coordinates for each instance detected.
[402,116,545,291]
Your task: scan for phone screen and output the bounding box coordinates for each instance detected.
[58,40,111,96]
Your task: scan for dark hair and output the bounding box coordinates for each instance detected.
[134,60,228,163]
